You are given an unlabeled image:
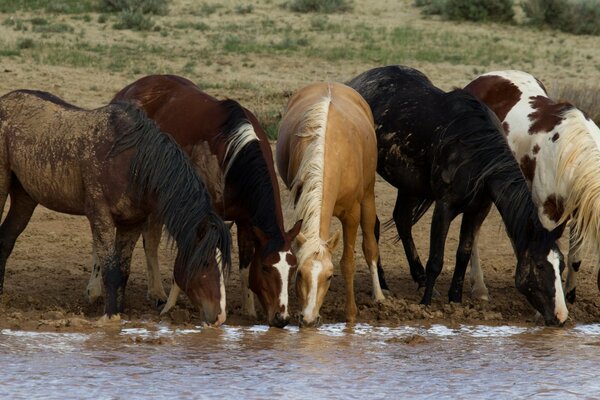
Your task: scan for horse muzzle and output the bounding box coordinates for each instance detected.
[269,311,290,328]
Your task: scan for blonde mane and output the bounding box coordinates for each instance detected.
[223,122,259,176]
[557,108,600,253]
[290,88,332,264]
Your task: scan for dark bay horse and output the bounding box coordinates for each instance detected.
[100,75,301,328]
[277,82,385,326]
[0,90,231,323]
[348,65,567,325]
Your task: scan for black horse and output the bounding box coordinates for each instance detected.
[348,65,568,325]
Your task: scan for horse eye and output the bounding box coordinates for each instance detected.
[327,274,333,281]
[262,265,270,273]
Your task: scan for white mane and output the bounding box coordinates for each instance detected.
[223,122,259,176]
[556,108,600,253]
[290,88,332,264]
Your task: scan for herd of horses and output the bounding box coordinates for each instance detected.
[0,64,597,328]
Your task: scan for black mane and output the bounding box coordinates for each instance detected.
[109,102,232,281]
[219,99,284,255]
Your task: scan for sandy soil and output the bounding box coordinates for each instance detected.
[1,0,600,331]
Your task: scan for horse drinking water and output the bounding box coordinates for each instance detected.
[0,90,231,324]
[276,82,385,326]
[88,75,302,328]
[465,70,600,304]
[348,65,567,325]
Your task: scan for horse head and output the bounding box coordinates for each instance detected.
[249,220,302,328]
[174,248,227,326]
[294,230,340,327]
[515,221,568,326]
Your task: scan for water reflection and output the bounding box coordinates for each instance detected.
[1,324,600,399]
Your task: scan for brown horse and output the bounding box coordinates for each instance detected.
[88,75,302,327]
[276,82,385,326]
[0,90,231,324]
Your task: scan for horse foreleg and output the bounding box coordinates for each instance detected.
[361,193,385,302]
[421,202,453,305]
[341,207,360,323]
[0,183,36,295]
[449,203,491,303]
[394,194,426,288]
[566,226,582,304]
[111,224,142,313]
[468,235,489,301]
[85,243,103,302]
[160,279,181,315]
[238,224,257,318]
[374,215,390,292]
[142,216,168,306]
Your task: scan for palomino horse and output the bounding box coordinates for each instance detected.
[88,75,302,328]
[0,90,231,324]
[276,82,385,326]
[465,70,600,304]
[348,65,568,325]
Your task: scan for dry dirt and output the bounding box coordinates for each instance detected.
[1,0,600,332]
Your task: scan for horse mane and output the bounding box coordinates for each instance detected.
[11,89,83,110]
[218,99,284,253]
[108,102,232,282]
[440,89,543,253]
[289,90,332,264]
[556,108,600,253]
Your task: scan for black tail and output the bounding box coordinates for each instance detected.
[108,102,232,279]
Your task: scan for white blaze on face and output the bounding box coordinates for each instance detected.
[302,260,323,323]
[272,251,293,319]
[549,249,568,324]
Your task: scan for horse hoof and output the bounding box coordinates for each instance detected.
[471,289,489,302]
[566,289,576,304]
[96,314,121,326]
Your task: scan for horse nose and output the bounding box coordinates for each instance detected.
[270,312,290,329]
[298,313,321,328]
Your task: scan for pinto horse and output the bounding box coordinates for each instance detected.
[276,82,385,326]
[90,75,301,328]
[0,90,231,323]
[348,65,567,325]
[465,70,600,304]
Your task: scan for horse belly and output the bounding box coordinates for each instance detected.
[11,157,86,215]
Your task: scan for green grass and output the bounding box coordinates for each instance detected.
[0,0,96,13]
[285,0,353,13]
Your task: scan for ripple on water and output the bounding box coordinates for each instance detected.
[1,324,600,399]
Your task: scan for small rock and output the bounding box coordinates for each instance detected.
[170,309,190,324]
[43,310,64,320]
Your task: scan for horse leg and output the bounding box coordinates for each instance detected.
[0,182,37,294]
[238,224,257,318]
[142,214,168,306]
[111,224,142,313]
[340,205,360,323]
[85,243,103,302]
[468,234,489,301]
[449,203,491,303]
[360,192,385,302]
[394,194,426,288]
[421,202,453,305]
[565,225,581,304]
[374,215,390,292]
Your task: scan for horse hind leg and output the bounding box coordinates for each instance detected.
[85,243,103,303]
[142,214,168,307]
[0,180,37,295]
[565,226,581,304]
[238,224,257,319]
[394,195,427,288]
[374,215,390,292]
[360,193,385,302]
[341,205,361,323]
[468,235,489,301]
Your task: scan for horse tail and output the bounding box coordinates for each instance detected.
[108,102,232,281]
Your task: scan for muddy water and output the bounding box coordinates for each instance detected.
[1,323,599,399]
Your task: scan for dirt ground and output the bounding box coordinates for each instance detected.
[1,0,600,331]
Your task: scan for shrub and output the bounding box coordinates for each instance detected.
[100,0,169,15]
[523,0,600,35]
[286,0,353,13]
[550,83,600,125]
[113,10,154,30]
[445,0,513,22]
[16,38,35,49]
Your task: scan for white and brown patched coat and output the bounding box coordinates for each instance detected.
[465,70,600,300]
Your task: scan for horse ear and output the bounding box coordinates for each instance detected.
[326,230,341,252]
[226,221,235,231]
[287,219,303,240]
[252,226,270,247]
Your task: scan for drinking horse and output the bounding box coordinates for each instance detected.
[0,90,231,324]
[348,65,567,325]
[466,70,600,304]
[276,82,385,326]
[87,75,302,327]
